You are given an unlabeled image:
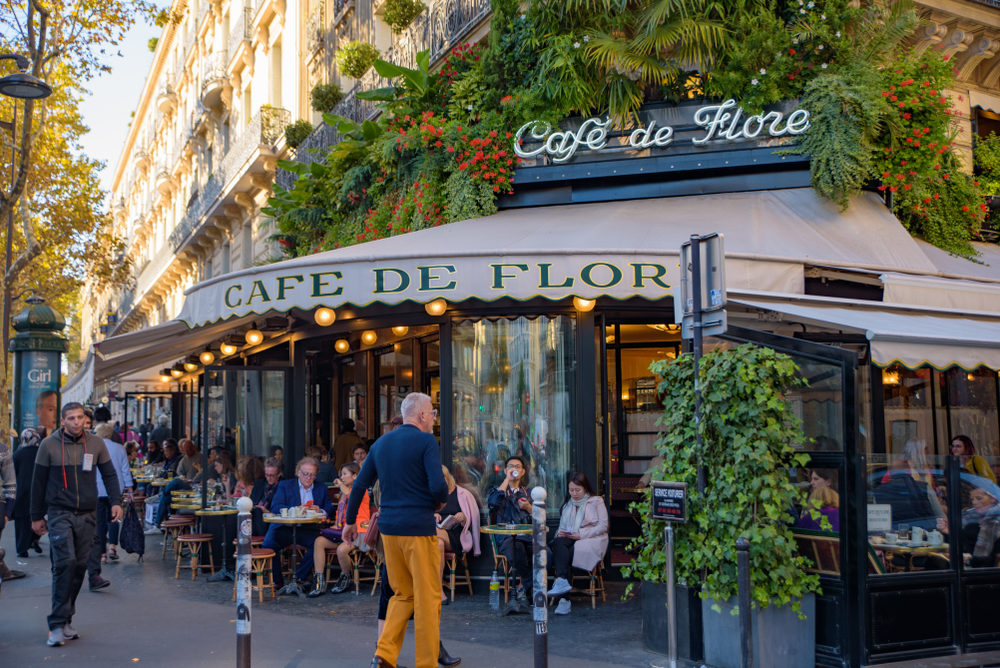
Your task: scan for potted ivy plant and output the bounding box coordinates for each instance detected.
[623,343,821,668]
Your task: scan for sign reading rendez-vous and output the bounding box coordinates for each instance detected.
[513,99,810,164]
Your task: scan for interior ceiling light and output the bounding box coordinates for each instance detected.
[361,330,378,346]
[573,297,596,312]
[199,349,216,365]
[183,360,199,373]
[334,339,351,354]
[219,341,238,356]
[391,325,409,337]
[314,307,336,326]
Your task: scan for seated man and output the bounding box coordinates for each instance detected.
[152,441,186,528]
[487,455,532,614]
[261,456,333,589]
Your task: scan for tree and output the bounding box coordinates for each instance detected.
[0,0,154,429]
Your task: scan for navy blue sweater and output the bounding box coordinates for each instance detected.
[346,424,448,536]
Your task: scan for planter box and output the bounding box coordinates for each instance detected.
[642,581,704,662]
[701,594,814,668]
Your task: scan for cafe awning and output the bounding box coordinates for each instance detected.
[733,295,1000,371]
[177,188,939,328]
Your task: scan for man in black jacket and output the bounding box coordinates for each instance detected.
[31,402,122,648]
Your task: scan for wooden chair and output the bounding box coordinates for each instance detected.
[160,517,194,558]
[174,533,215,580]
[323,546,341,583]
[350,547,382,596]
[233,548,277,603]
[547,563,607,609]
[485,531,513,603]
[443,551,473,602]
[792,529,841,576]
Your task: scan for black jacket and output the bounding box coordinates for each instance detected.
[12,443,38,518]
[31,427,121,521]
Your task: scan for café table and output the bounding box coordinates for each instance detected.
[870,539,949,572]
[197,506,239,581]
[151,479,171,488]
[262,513,327,598]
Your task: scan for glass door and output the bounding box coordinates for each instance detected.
[202,366,291,463]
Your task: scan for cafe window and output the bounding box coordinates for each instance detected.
[866,452,949,575]
[881,365,935,456]
[792,466,843,579]
[450,315,576,515]
[956,455,1000,570]
[942,368,999,460]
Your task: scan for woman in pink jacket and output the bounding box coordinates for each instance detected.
[546,472,608,615]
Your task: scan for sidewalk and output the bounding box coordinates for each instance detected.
[0,527,663,667]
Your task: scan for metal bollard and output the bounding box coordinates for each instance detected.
[235,497,253,668]
[736,536,753,668]
[531,486,548,668]
[664,525,677,668]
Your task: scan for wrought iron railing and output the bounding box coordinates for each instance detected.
[169,106,289,251]
[229,5,253,56]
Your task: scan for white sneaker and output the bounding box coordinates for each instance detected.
[547,577,572,597]
[63,624,79,640]
[554,598,571,615]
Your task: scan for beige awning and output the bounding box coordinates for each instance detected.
[733,296,1000,370]
[971,90,1000,114]
[177,188,938,328]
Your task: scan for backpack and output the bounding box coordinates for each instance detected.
[119,500,145,561]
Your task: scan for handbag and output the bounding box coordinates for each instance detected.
[363,511,380,550]
[119,500,145,560]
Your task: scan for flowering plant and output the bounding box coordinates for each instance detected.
[336,41,380,79]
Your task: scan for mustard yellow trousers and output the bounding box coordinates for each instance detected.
[377,534,442,668]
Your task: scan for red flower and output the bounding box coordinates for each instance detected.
[788,48,796,55]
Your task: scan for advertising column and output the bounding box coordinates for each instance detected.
[9,296,68,445]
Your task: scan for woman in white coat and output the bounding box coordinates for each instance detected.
[546,472,608,615]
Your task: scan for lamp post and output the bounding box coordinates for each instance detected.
[0,54,51,399]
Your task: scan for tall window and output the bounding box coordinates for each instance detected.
[451,315,576,514]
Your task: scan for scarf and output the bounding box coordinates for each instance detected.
[965,504,1000,558]
[559,495,590,535]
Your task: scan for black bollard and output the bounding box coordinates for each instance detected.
[235,497,253,668]
[531,486,548,668]
[736,536,753,668]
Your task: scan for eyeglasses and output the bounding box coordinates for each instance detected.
[299,471,317,478]
[424,409,438,419]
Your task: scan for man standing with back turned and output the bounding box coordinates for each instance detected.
[344,392,448,668]
[31,402,122,647]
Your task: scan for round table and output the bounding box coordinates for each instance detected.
[197,507,239,581]
[151,479,171,488]
[481,524,533,536]
[262,513,327,597]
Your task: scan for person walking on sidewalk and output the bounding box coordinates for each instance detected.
[86,423,133,588]
[344,392,449,668]
[30,402,122,647]
[0,433,27,591]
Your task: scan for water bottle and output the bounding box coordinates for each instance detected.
[489,570,500,611]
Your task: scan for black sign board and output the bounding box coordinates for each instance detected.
[651,481,687,523]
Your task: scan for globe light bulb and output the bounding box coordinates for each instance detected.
[314,307,336,326]
[361,330,378,346]
[424,299,447,316]
[199,350,216,365]
[220,342,238,356]
[391,325,409,337]
[245,329,264,346]
[334,339,351,354]
[573,297,596,312]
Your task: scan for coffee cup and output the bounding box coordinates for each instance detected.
[912,527,925,543]
[885,532,898,544]
[280,507,289,517]
[928,530,943,546]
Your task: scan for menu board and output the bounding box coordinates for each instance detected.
[651,481,687,523]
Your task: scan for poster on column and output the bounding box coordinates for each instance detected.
[16,350,61,435]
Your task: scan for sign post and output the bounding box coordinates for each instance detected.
[676,234,726,494]
[235,497,253,668]
[531,486,548,668]
[652,482,688,668]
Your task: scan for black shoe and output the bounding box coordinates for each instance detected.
[501,599,524,616]
[17,552,28,558]
[306,574,325,598]
[32,542,42,554]
[329,572,351,594]
[370,657,395,668]
[89,577,110,591]
[438,641,461,666]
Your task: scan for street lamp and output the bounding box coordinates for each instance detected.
[1,54,51,383]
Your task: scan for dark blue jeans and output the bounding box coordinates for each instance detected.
[261,525,321,586]
[155,479,190,525]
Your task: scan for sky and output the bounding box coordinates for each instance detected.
[78,20,159,202]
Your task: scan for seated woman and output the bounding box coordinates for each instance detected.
[939,488,1000,568]
[796,485,840,532]
[307,462,370,597]
[213,451,237,504]
[545,472,609,615]
[232,456,265,500]
[434,466,480,604]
